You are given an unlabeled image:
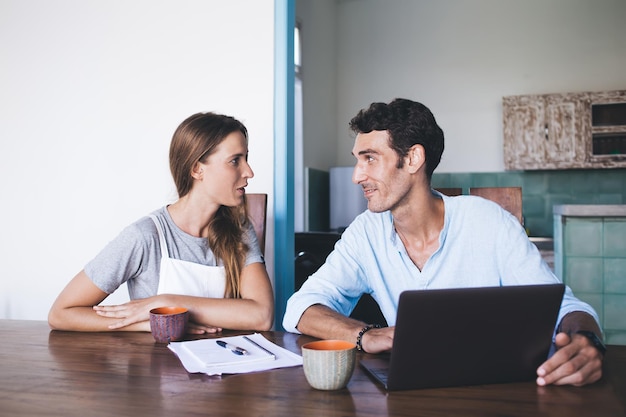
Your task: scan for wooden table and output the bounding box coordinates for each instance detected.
[1,320,624,417]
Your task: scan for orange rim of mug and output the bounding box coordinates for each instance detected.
[150,306,188,315]
[302,340,356,351]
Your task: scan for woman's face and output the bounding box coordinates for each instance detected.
[193,131,254,207]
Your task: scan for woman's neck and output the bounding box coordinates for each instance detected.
[167,196,218,238]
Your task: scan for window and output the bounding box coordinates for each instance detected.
[294,21,305,231]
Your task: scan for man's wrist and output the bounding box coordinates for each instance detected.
[575,330,607,356]
[557,311,602,336]
[356,324,381,351]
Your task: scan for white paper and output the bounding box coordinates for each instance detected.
[168,333,302,376]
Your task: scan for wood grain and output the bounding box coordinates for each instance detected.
[1,320,624,417]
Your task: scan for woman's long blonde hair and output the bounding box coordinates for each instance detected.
[169,112,250,298]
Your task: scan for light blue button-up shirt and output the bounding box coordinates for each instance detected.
[283,194,599,333]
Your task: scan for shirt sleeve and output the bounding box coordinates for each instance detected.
[282,227,369,333]
[84,221,153,294]
[493,207,601,333]
[243,221,264,266]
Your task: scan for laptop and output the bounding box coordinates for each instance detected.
[360,283,565,391]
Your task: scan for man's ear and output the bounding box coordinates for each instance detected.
[406,144,426,174]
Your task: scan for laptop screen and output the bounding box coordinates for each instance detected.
[361,283,565,390]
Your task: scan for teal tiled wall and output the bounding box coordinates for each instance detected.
[432,168,626,237]
[554,215,626,345]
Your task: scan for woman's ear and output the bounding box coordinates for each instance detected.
[191,162,204,180]
[407,144,426,174]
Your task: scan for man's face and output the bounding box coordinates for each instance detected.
[351,130,412,213]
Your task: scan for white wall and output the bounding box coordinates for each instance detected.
[297,0,338,172]
[299,0,626,173]
[0,0,276,320]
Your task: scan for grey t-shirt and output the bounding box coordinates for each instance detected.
[85,206,264,299]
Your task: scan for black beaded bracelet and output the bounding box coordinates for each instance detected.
[356,324,381,351]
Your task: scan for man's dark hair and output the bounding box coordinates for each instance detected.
[349,98,444,180]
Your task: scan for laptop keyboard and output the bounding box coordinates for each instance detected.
[369,367,389,384]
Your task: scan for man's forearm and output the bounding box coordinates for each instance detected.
[558,311,603,338]
[296,304,366,342]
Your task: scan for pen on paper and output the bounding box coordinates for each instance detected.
[243,335,276,359]
[216,340,248,355]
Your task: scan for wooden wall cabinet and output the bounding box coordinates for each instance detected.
[503,90,626,170]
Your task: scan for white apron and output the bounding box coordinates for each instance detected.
[150,215,226,298]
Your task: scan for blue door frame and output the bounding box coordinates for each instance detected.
[273,0,295,330]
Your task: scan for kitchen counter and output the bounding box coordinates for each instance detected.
[529,237,554,270]
[554,204,626,216]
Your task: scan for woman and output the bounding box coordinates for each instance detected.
[48,112,274,333]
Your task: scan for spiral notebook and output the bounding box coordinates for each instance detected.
[360,284,565,391]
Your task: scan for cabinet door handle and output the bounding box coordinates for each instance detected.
[545,124,549,141]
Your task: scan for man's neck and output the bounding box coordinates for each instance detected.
[392,191,445,270]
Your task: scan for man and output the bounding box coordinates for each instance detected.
[283,98,604,387]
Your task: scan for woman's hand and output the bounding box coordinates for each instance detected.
[93,297,161,330]
[187,322,223,334]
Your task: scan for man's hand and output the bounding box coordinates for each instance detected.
[360,326,395,353]
[536,332,603,386]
